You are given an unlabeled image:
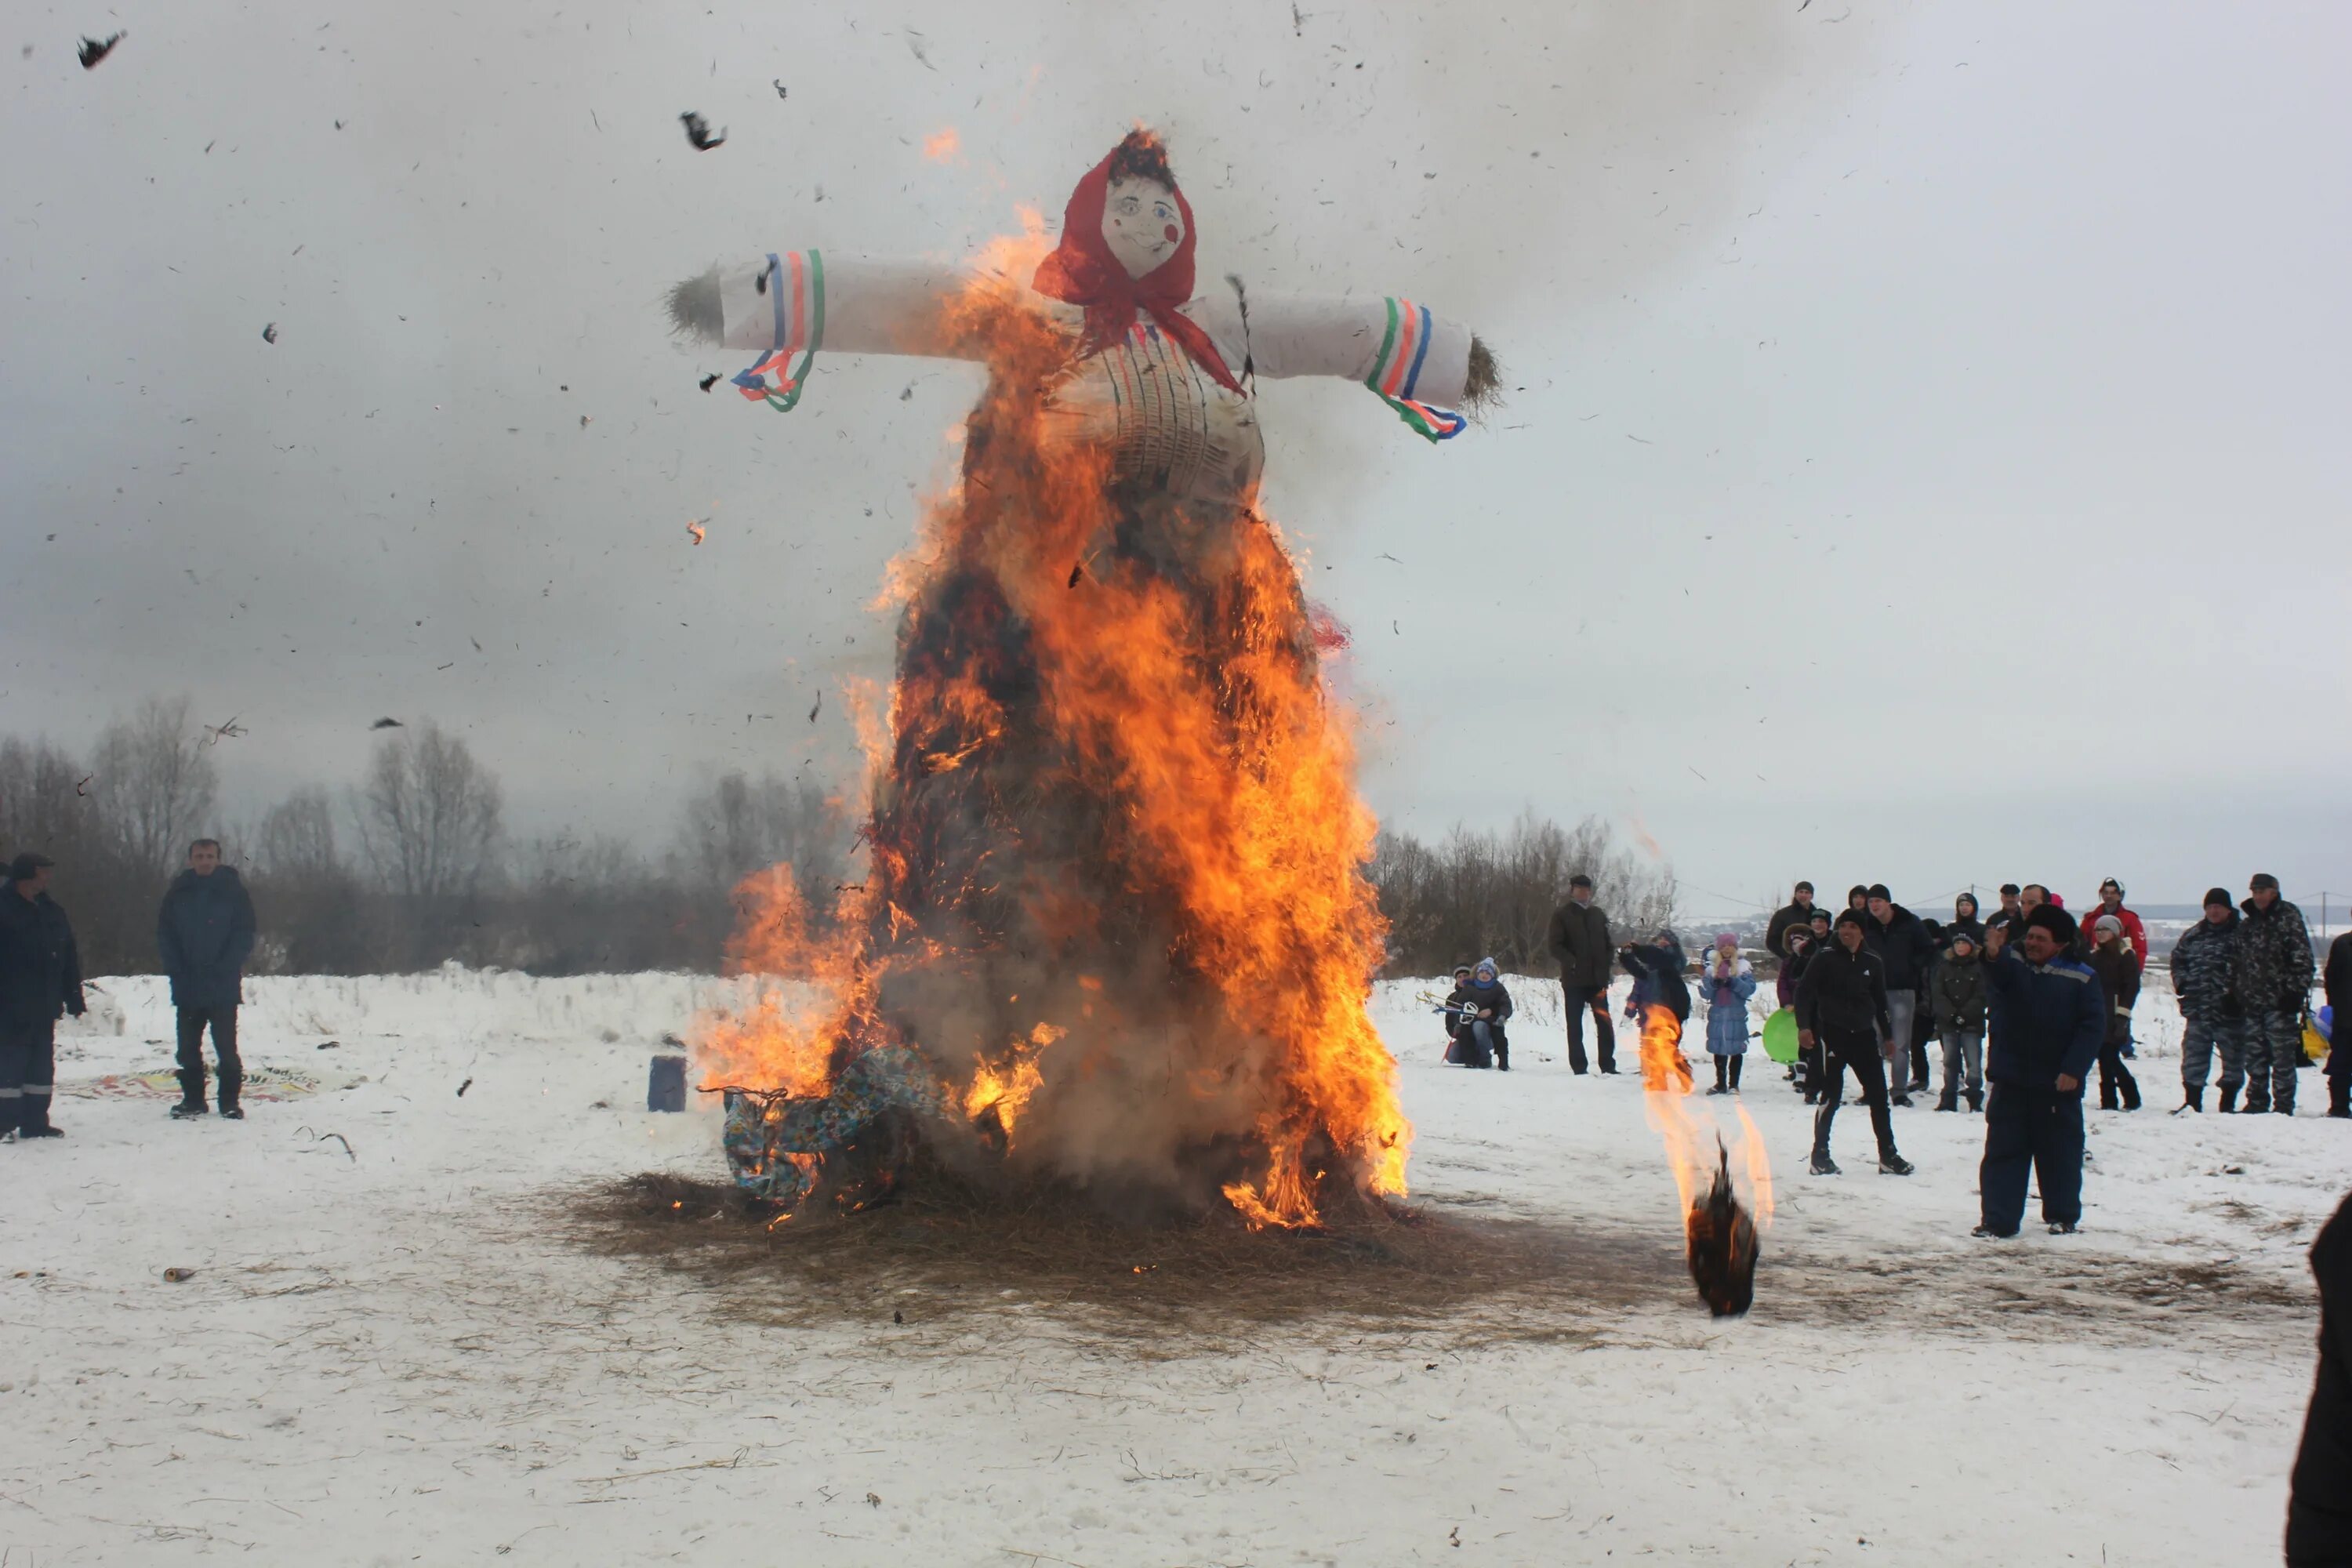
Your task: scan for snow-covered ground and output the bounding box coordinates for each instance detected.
[4,967,2340,1566]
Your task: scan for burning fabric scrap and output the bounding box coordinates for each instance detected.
[673,130,1497,1230]
[1639,1002,1771,1316]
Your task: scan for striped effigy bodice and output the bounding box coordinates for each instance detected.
[1036,321,1264,506]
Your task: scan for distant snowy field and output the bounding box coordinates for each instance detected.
[4,968,2340,1566]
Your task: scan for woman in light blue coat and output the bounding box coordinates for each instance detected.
[1700,931,1757,1094]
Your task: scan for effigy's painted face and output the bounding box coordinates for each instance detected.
[1102,176,1183,280]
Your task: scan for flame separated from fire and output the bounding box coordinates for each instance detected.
[693,231,1410,1229]
[1638,1004,1769,1315]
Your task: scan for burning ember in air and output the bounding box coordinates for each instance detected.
[1638,1004,1772,1315]
[670,129,1498,1229]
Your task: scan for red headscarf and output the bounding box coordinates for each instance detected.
[1032,142,1243,394]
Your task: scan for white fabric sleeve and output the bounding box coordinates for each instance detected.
[1241,293,1475,408]
[713,252,990,361]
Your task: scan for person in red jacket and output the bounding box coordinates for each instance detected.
[2085,877,2149,966]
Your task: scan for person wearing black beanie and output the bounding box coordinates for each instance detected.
[1974,906,2104,1237]
[2169,889,2246,1112]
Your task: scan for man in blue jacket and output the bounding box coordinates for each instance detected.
[158,839,257,1120]
[1974,904,2106,1238]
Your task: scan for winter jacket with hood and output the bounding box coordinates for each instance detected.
[1619,935,1691,1022]
[2169,911,2242,1021]
[1546,899,1615,989]
[2231,896,2316,1017]
[1765,900,1817,963]
[1698,951,1757,1056]
[1861,903,1936,993]
[1944,901,1987,949]
[1931,944,1988,1033]
[2086,941,2142,1047]
[1983,945,2105,1091]
[1454,963,1514,1027]
[158,865,258,1010]
[1795,942,1891,1040]
[0,879,85,1033]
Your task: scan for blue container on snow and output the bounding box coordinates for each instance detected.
[647,1054,688,1113]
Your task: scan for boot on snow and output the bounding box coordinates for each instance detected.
[1809,1150,1841,1176]
[2219,1084,2239,1113]
[2049,1220,2078,1235]
[169,1100,208,1120]
[1935,1093,1957,1112]
[1878,1152,1915,1176]
[2176,1089,2203,1115]
[1965,1088,1984,1113]
[218,1105,245,1120]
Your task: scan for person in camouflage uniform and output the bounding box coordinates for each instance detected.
[2169,887,2247,1112]
[2230,873,2316,1116]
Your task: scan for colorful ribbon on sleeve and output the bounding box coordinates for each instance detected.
[733,249,826,412]
[1364,296,1467,443]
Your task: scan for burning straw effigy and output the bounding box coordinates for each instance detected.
[666,129,1492,1234]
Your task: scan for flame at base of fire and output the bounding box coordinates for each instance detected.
[692,262,1410,1232]
[1638,1004,1768,1316]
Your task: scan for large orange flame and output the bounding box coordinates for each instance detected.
[691,234,1410,1229]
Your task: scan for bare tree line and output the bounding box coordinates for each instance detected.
[1370,809,1679,976]
[0,696,848,976]
[1,697,1666,979]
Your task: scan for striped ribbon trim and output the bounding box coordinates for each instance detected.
[1365,296,1467,443]
[732,249,826,412]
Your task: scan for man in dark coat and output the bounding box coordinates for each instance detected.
[1860,884,1935,1105]
[2231,873,2317,1116]
[2287,1189,2352,1564]
[1930,930,1989,1113]
[1974,905,2105,1238]
[1545,874,1617,1076]
[1796,910,1911,1176]
[158,838,258,1120]
[1764,882,1816,964]
[0,851,87,1138]
[2325,931,2352,1121]
[2169,888,2246,1112]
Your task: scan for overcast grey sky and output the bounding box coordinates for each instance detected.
[5,1,2347,916]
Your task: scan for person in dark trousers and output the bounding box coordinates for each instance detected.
[1545,875,1618,1075]
[158,837,258,1120]
[2085,914,2143,1111]
[2287,1189,2352,1564]
[0,851,86,1139]
[2325,932,2352,1120]
[1765,882,1817,964]
[1457,957,1512,1071]
[2170,888,2247,1112]
[1932,929,1988,1112]
[1860,884,1935,1105]
[2232,873,2317,1116]
[1973,905,2104,1238]
[1796,910,1912,1176]
[1778,923,1820,1098]
[1699,932,1755,1094]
